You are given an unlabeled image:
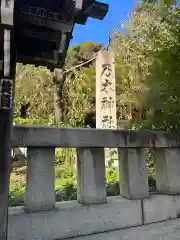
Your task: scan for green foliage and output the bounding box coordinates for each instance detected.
[9,167,120,206]
[9,165,157,206]
[113,4,180,131]
[64,70,90,127]
[65,41,103,69]
[15,64,54,119]
[56,183,77,201]
[55,166,74,179]
[14,4,180,131]
[142,0,178,4]
[56,148,76,166]
[14,117,55,126]
[148,176,157,192]
[106,167,119,183]
[9,180,26,207]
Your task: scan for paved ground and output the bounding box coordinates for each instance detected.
[65,219,180,240]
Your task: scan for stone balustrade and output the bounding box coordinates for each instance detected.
[8,126,180,240]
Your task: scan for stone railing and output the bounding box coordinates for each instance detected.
[8,126,180,240]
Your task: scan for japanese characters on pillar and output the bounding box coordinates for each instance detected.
[0,0,15,239]
[96,50,118,166]
[96,51,117,129]
[0,0,15,110]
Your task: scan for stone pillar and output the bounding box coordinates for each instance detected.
[154,148,180,194]
[76,148,106,204]
[25,148,55,212]
[118,148,149,199]
[96,50,118,167]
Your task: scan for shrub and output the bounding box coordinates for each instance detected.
[56,183,77,201]
[9,166,157,207]
[9,181,25,207]
[106,167,119,183]
[13,117,55,126]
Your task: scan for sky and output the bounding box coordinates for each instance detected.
[70,0,134,46]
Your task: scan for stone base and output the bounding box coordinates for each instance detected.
[143,195,180,224]
[8,197,141,240]
[8,195,180,240]
[63,219,180,240]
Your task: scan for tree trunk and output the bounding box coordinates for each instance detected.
[53,69,66,126]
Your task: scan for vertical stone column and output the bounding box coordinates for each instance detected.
[118,148,149,199]
[76,147,106,204]
[25,148,55,212]
[96,50,118,167]
[154,148,180,194]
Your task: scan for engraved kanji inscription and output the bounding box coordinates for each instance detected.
[102,115,116,129]
[0,79,13,109]
[100,63,114,93]
[101,96,114,109]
